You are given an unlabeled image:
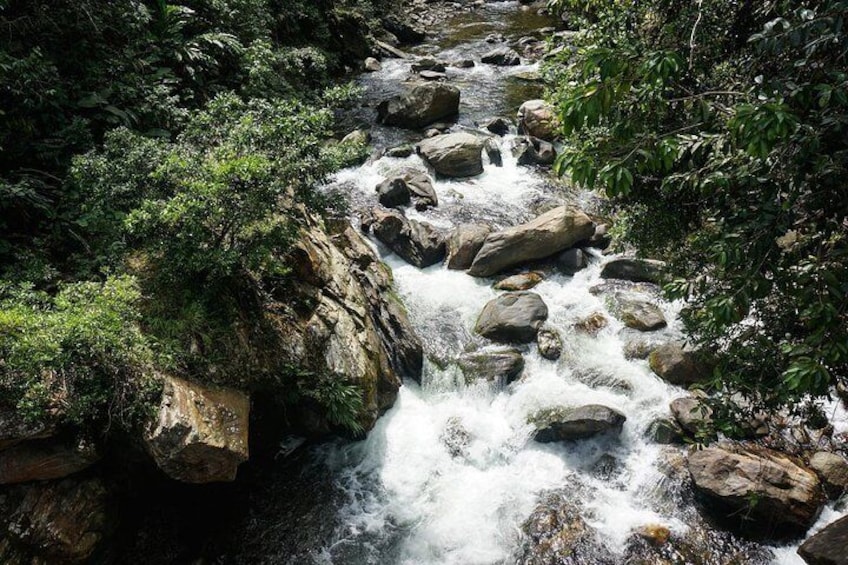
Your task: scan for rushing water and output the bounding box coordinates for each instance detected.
[315,2,848,564]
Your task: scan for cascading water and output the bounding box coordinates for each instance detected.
[314,2,848,563]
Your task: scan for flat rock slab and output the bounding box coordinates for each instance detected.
[532,404,626,442]
[475,292,548,343]
[457,349,524,385]
[468,206,594,277]
[688,445,825,539]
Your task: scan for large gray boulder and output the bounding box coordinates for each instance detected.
[377,83,460,129]
[513,136,556,166]
[145,375,250,483]
[446,223,492,270]
[670,396,713,434]
[532,405,626,442]
[649,343,710,386]
[377,170,438,210]
[518,99,557,141]
[601,257,666,284]
[798,514,848,565]
[468,207,594,277]
[688,445,825,538]
[475,292,548,343]
[418,132,484,177]
[458,349,524,385]
[370,207,446,268]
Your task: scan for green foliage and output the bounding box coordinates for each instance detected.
[0,276,161,430]
[550,0,848,413]
[300,374,366,435]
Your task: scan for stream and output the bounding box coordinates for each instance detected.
[308,2,848,564]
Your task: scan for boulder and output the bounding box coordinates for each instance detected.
[616,299,667,331]
[532,405,626,442]
[468,206,595,277]
[646,418,686,444]
[382,16,425,45]
[537,327,563,360]
[518,99,557,141]
[446,223,491,270]
[342,128,371,145]
[688,445,825,538]
[481,47,521,66]
[458,349,524,385]
[809,451,848,499]
[553,247,587,275]
[798,514,848,565]
[411,57,446,73]
[649,343,710,386]
[574,312,609,335]
[484,137,502,167]
[494,272,543,291]
[483,116,511,135]
[623,339,655,360]
[145,375,250,483]
[513,136,556,166]
[385,144,414,158]
[0,477,111,564]
[0,438,99,485]
[418,132,484,177]
[475,292,549,343]
[517,491,614,565]
[587,223,612,250]
[377,83,460,129]
[370,207,446,268]
[332,225,424,385]
[452,59,475,68]
[670,396,712,434]
[601,257,666,284]
[364,57,382,72]
[376,177,411,208]
[419,70,446,80]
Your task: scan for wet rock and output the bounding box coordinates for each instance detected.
[688,444,825,538]
[485,32,505,43]
[425,128,441,138]
[513,136,556,166]
[385,144,414,158]
[591,453,622,481]
[601,257,666,284]
[364,57,382,72]
[517,490,615,565]
[572,368,633,394]
[623,339,655,359]
[458,349,524,385]
[411,57,446,73]
[670,397,712,434]
[419,70,446,80]
[441,416,471,457]
[649,343,710,386]
[634,524,672,547]
[145,375,250,483]
[494,272,543,291]
[382,16,426,45]
[798,514,848,565]
[537,326,563,360]
[532,404,626,442]
[481,47,521,66]
[475,292,548,343]
[468,206,595,277]
[574,312,609,336]
[446,223,492,270]
[376,177,411,207]
[452,59,475,68]
[0,477,111,564]
[370,207,446,268]
[553,247,587,275]
[809,451,848,499]
[518,99,557,141]
[418,132,484,177]
[615,299,667,331]
[484,137,503,167]
[0,438,100,484]
[377,170,438,210]
[646,418,686,445]
[587,223,612,250]
[483,116,511,135]
[377,82,460,129]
